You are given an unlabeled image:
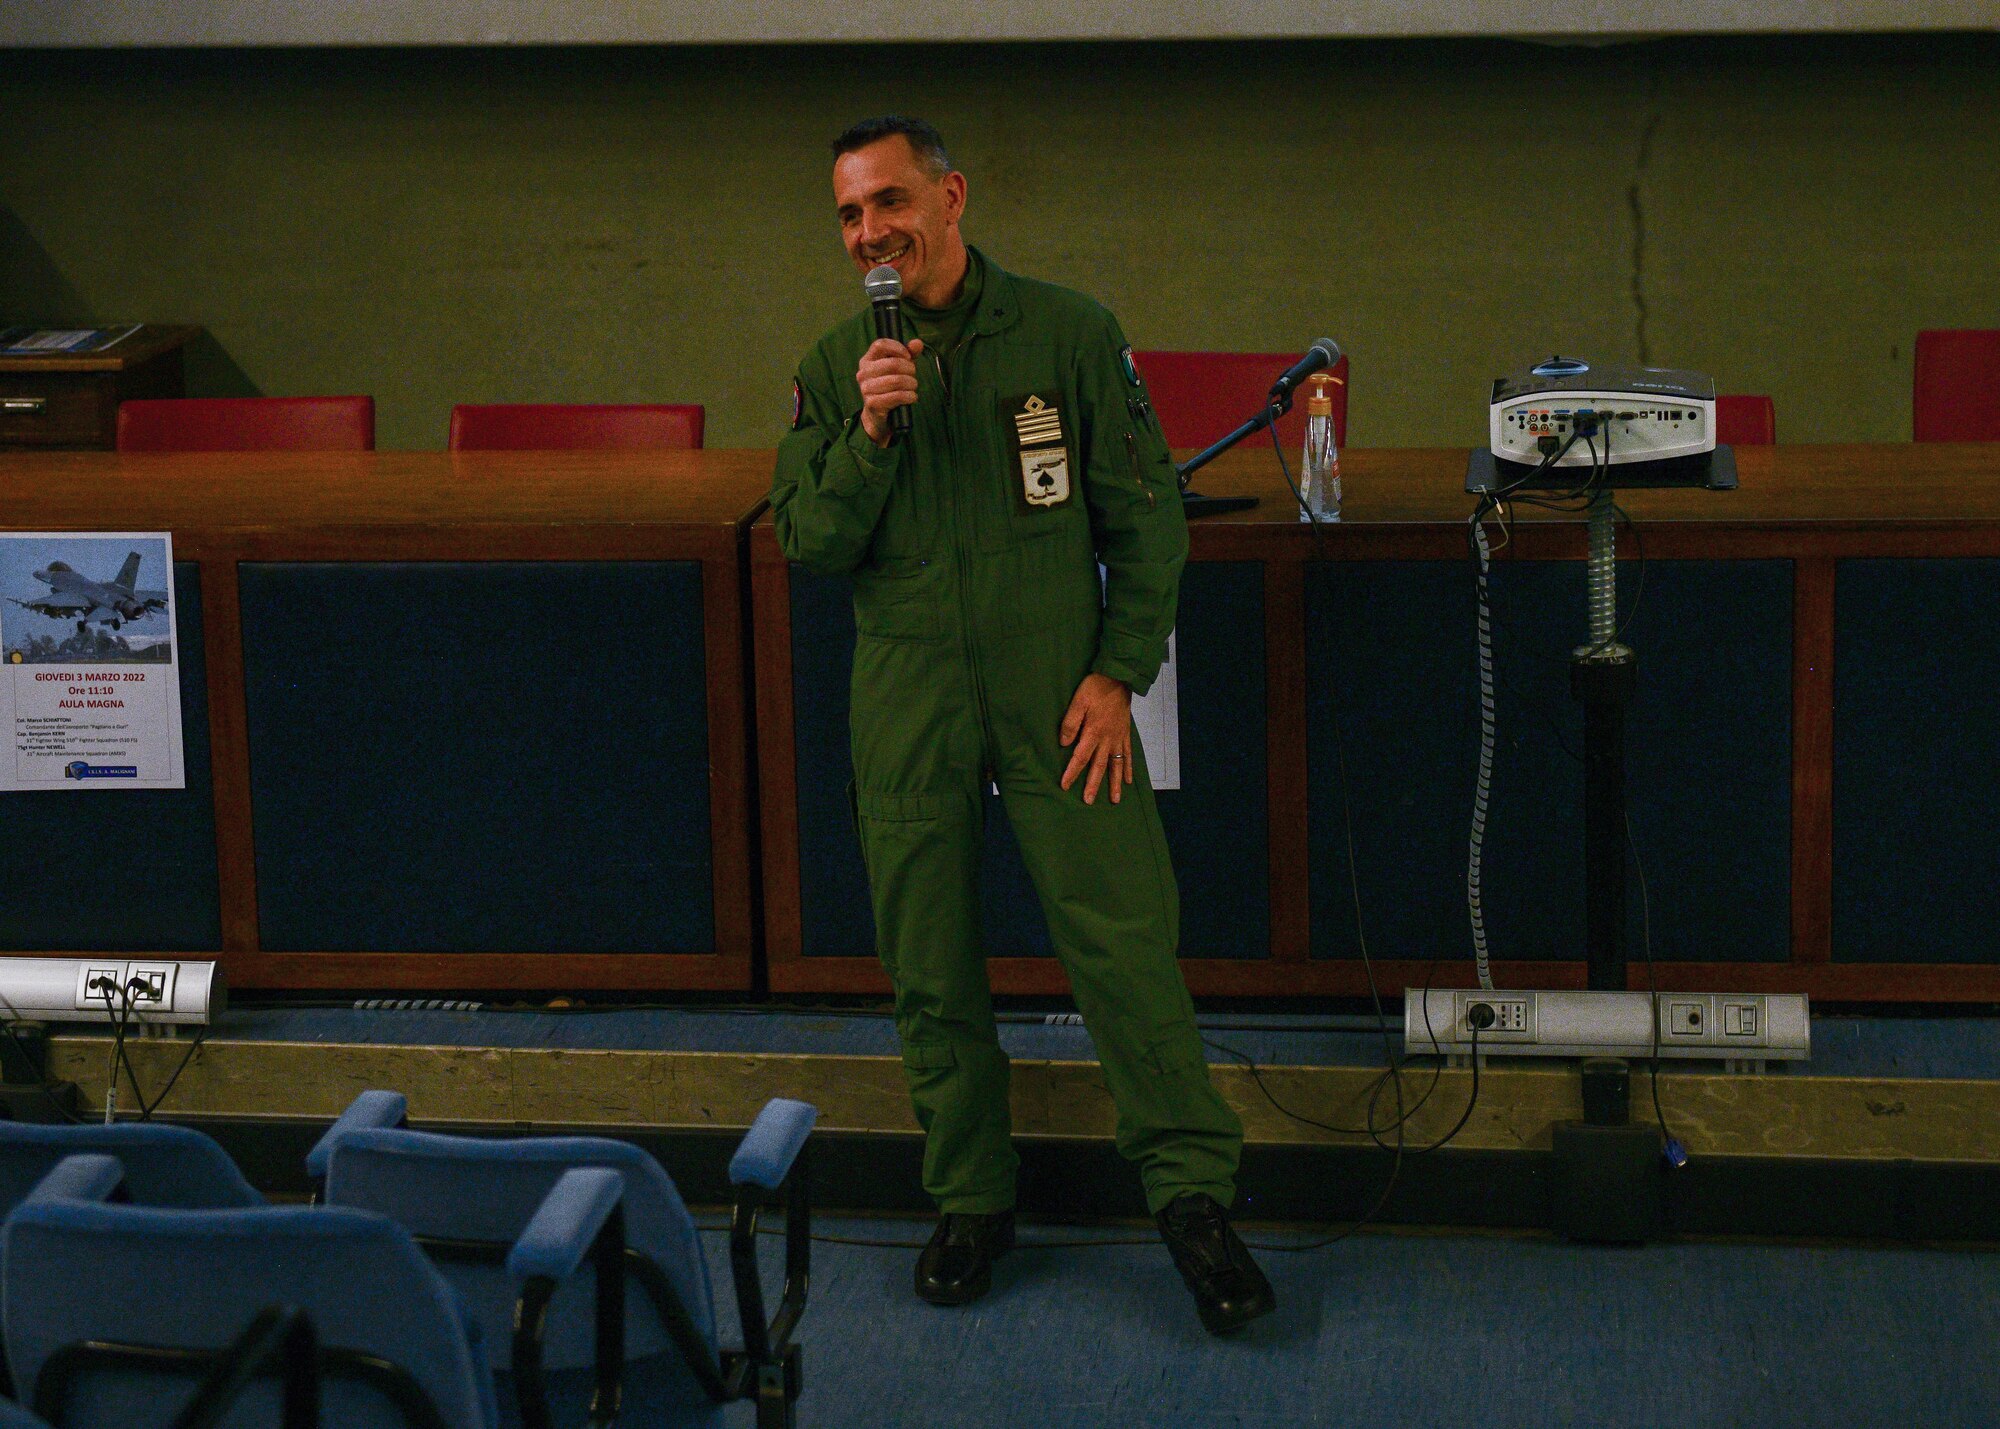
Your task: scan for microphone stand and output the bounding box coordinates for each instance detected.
[1174,392,1292,519]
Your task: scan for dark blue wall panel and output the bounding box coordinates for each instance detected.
[0,562,221,951]
[241,562,712,954]
[791,561,1270,960]
[1833,559,2000,963]
[1306,558,1791,966]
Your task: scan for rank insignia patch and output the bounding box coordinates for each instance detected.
[1120,345,1142,387]
[1009,392,1072,508]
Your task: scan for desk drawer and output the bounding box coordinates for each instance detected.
[0,373,113,447]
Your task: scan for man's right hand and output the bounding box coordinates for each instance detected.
[857,336,925,447]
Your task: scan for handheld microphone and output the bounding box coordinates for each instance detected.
[1269,338,1343,405]
[865,264,912,442]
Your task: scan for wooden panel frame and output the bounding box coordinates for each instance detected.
[0,450,769,991]
[756,443,2000,1003]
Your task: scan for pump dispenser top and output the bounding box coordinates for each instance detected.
[1306,373,1336,418]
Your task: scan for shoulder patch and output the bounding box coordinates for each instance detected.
[1120,346,1142,387]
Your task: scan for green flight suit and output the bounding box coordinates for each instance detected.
[771,249,1242,1216]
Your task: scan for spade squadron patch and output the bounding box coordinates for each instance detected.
[1009,392,1071,508]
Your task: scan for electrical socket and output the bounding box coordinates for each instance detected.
[71,961,176,1011]
[1667,999,1708,1038]
[75,966,125,1010]
[124,963,175,1005]
[1459,993,1533,1041]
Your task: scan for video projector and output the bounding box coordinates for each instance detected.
[1467,356,1737,493]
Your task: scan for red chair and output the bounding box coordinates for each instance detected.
[1715,394,1776,446]
[1131,350,1350,453]
[1913,330,2000,441]
[117,396,375,452]
[448,403,705,451]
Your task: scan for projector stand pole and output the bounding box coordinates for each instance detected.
[1571,493,1636,992]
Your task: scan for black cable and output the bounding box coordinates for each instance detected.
[97,981,139,1123]
[1266,396,1310,519]
[1627,813,1686,1166]
[1609,498,1649,644]
[139,1026,209,1122]
[1405,1026,1482,1155]
[114,983,155,1115]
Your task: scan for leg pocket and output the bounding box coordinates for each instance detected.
[902,1041,958,1071]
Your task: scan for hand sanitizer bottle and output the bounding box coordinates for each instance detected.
[1300,373,1341,522]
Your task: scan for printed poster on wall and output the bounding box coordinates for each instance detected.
[0,533,186,790]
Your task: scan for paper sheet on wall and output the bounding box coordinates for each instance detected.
[1131,630,1179,790]
[0,532,186,791]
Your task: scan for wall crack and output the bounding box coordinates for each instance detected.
[1627,69,1664,367]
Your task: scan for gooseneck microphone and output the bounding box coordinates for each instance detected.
[1269,337,1343,404]
[864,264,912,442]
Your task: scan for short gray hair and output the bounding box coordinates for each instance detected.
[832,116,952,176]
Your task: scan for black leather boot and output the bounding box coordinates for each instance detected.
[1155,1193,1276,1335]
[915,1210,1015,1306]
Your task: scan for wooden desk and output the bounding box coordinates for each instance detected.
[7,444,1997,1001]
[0,327,200,450]
[0,450,771,991]
[755,443,2000,1003]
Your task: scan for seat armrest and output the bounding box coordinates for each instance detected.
[723,1101,815,1419]
[507,1168,628,1429]
[506,1167,623,1284]
[304,1090,407,1181]
[28,1154,123,1205]
[729,1099,818,1191]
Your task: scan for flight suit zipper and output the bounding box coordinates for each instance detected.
[932,340,997,773]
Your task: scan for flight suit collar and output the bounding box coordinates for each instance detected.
[964,248,1022,338]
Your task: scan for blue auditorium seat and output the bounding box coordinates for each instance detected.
[2,1152,624,1429]
[321,1097,817,1429]
[0,1122,261,1212]
[0,1090,407,1214]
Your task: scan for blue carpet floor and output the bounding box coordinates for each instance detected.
[703,1216,2000,1428]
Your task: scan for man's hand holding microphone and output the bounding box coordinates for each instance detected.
[859,263,921,449]
[858,335,924,448]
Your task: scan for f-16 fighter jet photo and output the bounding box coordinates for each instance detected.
[8,552,168,634]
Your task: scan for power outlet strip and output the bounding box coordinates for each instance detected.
[0,958,222,1026]
[1405,989,1810,1063]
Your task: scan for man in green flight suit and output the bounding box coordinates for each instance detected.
[771,116,1274,1335]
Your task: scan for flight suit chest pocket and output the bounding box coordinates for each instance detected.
[851,555,941,642]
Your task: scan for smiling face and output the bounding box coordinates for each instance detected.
[833,134,969,309]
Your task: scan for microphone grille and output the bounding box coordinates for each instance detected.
[1312,336,1342,364]
[865,265,903,301]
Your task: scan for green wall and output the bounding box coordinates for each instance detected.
[3,37,1997,450]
